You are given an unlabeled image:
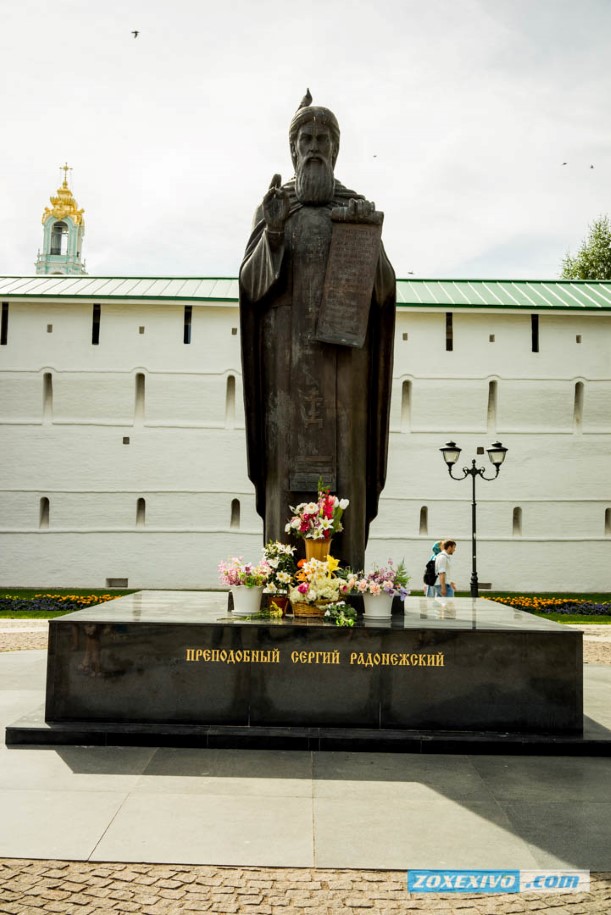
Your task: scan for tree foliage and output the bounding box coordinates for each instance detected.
[561,215,611,280]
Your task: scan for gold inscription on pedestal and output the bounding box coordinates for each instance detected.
[185,648,280,663]
[290,650,341,664]
[349,651,445,667]
[184,648,446,667]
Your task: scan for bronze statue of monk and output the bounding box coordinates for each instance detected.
[239,93,396,571]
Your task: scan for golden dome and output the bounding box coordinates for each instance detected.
[42,164,85,226]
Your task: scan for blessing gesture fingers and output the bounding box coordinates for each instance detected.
[263,173,290,235]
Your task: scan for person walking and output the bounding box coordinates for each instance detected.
[435,540,457,598]
[424,540,442,597]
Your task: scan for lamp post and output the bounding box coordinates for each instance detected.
[440,441,508,598]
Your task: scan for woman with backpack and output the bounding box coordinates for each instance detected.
[423,540,443,597]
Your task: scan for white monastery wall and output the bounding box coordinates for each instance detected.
[0,296,609,591]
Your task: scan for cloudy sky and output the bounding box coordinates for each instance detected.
[1,0,609,280]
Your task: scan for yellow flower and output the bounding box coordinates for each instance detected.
[326,555,340,573]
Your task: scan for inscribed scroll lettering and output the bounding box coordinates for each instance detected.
[316,208,384,348]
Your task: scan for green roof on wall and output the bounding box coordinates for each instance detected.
[1,275,611,310]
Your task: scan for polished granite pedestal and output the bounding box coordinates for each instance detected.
[6,592,589,753]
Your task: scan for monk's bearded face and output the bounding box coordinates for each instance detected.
[294,124,336,204]
[295,156,335,205]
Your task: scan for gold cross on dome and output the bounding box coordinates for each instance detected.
[60,162,72,185]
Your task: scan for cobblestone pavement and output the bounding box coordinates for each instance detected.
[2,621,611,664]
[2,624,610,914]
[0,621,49,654]
[0,861,609,915]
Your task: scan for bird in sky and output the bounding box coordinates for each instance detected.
[590,164,594,169]
[132,30,139,38]
[561,162,567,165]
[407,271,414,275]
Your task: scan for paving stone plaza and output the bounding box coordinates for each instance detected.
[1,618,611,914]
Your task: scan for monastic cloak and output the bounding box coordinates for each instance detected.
[239,178,396,570]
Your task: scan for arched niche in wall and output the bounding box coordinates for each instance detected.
[135,372,145,425]
[419,506,428,536]
[573,381,584,432]
[39,497,50,529]
[43,372,53,423]
[401,380,411,432]
[512,506,522,536]
[226,375,236,427]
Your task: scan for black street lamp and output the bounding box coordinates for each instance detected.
[440,441,509,598]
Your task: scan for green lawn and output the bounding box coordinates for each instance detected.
[532,614,611,624]
[440,591,611,624]
[0,588,134,599]
[484,591,611,624]
[487,591,611,603]
[0,588,133,619]
[1,588,610,623]
[0,611,71,619]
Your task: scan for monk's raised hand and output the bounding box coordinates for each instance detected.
[263,174,290,235]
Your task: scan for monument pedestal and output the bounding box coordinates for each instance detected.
[6,592,589,753]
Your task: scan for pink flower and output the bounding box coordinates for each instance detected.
[285,488,348,541]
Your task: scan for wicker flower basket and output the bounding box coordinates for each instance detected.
[291,600,329,618]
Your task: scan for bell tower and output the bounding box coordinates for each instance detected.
[36,164,87,275]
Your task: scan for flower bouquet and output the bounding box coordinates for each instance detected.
[344,559,410,621]
[285,484,349,543]
[323,600,357,627]
[262,541,297,594]
[289,555,347,617]
[218,556,272,617]
[218,557,271,588]
[262,540,297,616]
[344,559,411,598]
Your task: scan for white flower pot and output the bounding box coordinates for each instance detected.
[362,592,394,620]
[231,586,263,616]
